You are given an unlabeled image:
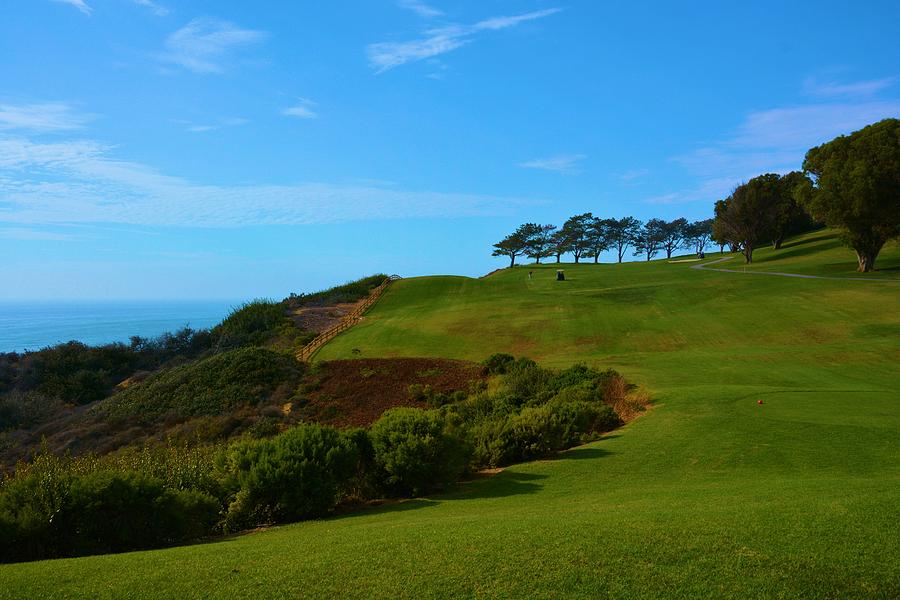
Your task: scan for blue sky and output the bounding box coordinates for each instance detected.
[1,0,898,299]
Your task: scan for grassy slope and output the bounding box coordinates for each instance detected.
[3,231,899,599]
[703,230,900,279]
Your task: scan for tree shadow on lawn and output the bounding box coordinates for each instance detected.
[554,446,613,461]
[449,470,548,500]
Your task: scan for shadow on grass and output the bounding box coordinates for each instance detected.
[451,470,548,500]
[758,238,841,263]
[555,446,613,461]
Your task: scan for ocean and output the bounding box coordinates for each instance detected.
[0,300,242,353]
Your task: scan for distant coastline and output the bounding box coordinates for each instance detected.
[0,299,242,353]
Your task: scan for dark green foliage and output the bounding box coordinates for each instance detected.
[218,424,358,530]
[213,300,291,347]
[452,361,624,468]
[103,348,303,422]
[800,118,900,271]
[285,275,389,309]
[482,353,516,375]
[27,341,138,404]
[369,408,470,497]
[471,400,619,468]
[0,327,216,424]
[502,357,551,401]
[61,472,219,556]
[0,452,219,562]
[407,384,464,408]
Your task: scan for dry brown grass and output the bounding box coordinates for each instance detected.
[603,374,652,423]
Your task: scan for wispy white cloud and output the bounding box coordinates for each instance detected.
[519,154,585,174]
[282,98,318,119]
[0,136,532,227]
[730,100,900,150]
[0,102,93,133]
[397,0,443,18]
[51,0,92,15]
[618,168,650,182]
[160,18,267,74]
[132,0,169,16]
[367,8,561,72]
[473,8,561,31]
[0,227,81,241]
[803,76,896,98]
[176,117,249,133]
[657,94,900,206]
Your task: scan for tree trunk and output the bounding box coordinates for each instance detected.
[556,254,561,264]
[856,249,877,272]
[509,255,515,268]
[743,244,753,264]
[773,236,784,250]
[719,244,725,254]
[618,247,624,263]
[594,255,599,263]
[666,248,673,259]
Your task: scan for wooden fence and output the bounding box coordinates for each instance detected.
[295,275,401,362]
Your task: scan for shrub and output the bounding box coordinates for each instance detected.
[60,471,219,556]
[471,401,621,468]
[482,353,516,375]
[0,454,219,563]
[502,358,552,401]
[103,347,304,422]
[27,341,139,405]
[214,300,290,347]
[219,424,358,530]
[369,408,470,497]
[285,274,388,308]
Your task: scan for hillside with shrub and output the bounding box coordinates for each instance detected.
[0,276,390,468]
[0,356,639,562]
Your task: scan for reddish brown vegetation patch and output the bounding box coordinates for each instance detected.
[294,358,486,428]
[288,302,361,334]
[602,374,652,423]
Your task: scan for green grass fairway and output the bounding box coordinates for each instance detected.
[699,231,900,280]
[3,231,899,599]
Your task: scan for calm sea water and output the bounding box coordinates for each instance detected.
[0,300,242,353]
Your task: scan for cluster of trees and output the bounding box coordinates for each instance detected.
[492,216,714,267]
[712,118,899,271]
[711,171,814,264]
[495,119,898,273]
[1,356,630,563]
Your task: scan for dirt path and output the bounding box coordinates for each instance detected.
[690,256,898,282]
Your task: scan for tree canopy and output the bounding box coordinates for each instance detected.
[799,118,900,272]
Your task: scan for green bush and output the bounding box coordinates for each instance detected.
[103,347,303,422]
[502,358,552,401]
[482,353,516,375]
[0,457,219,562]
[471,400,621,468]
[369,408,470,497]
[286,274,388,308]
[61,471,219,556]
[219,424,358,530]
[27,341,139,405]
[214,300,291,347]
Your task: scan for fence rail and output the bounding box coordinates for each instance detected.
[295,275,401,362]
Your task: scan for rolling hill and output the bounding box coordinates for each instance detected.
[2,231,899,599]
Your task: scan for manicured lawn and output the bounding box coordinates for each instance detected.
[3,230,898,599]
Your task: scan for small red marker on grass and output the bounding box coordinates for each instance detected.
[757,399,764,405]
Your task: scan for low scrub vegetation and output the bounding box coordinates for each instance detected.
[284,274,388,308]
[101,347,304,422]
[0,355,640,564]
